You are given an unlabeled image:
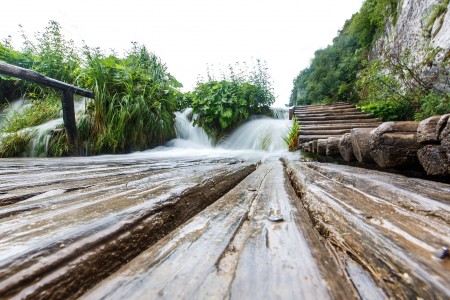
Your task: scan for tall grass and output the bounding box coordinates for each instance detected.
[283,116,300,151]
[0,21,183,157]
[77,43,179,154]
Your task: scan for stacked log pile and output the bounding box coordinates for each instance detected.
[295,104,450,177]
[291,103,381,146]
[417,114,450,176]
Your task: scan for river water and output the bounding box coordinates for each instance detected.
[0,101,298,161]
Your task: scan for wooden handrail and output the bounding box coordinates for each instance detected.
[0,61,94,156]
[0,62,93,98]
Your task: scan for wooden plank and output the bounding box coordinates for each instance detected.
[0,158,256,299]
[82,161,370,300]
[285,160,450,299]
[61,90,78,155]
[0,62,93,98]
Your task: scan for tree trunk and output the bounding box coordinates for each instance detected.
[417,114,449,143]
[317,139,327,156]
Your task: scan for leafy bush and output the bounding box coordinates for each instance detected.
[1,22,183,156]
[192,60,275,141]
[359,100,413,121]
[415,92,450,120]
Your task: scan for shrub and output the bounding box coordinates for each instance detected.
[192,60,275,141]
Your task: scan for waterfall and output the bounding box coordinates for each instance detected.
[0,99,88,157]
[170,107,291,153]
[270,106,290,119]
[168,108,212,148]
[219,117,289,152]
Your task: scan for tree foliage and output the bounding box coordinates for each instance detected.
[290,0,450,121]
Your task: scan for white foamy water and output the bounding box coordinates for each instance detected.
[171,108,212,148]
[0,98,88,157]
[154,106,296,162]
[1,103,298,161]
[219,118,290,152]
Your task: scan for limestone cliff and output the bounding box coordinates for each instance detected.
[374,0,450,86]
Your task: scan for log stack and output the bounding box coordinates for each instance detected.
[291,103,382,146]
[293,103,450,178]
[417,114,450,176]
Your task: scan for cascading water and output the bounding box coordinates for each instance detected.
[219,117,289,152]
[169,108,212,148]
[0,99,87,157]
[1,101,295,160]
[168,106,292,155]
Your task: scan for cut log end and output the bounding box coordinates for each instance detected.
[418,145,450,176]
[339,133,356,162]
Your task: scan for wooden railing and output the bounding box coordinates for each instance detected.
[0,62,94,155]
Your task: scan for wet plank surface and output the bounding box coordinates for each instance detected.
[0,156,255,299]
[83,161,366,300]
[285,160,450,299]
[0,156,449,299]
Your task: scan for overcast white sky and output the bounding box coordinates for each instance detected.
[1,0,364,106]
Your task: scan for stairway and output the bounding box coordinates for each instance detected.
[291,102,382,143]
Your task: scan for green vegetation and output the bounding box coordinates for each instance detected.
[0,21,277,156]
[283,116,300,151]
[424,0,449,37]
[0,132,33,157]
[0,21,183,156]
[290,0,450,121]
[76,43,182,154]
[192,61,275,142]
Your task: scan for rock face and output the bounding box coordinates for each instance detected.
[393,0,450,49]
[375,0,450,88]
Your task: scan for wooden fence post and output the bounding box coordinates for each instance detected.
[61,90,78,155]
[0,62,93,156]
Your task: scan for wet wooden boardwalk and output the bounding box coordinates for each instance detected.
[0,156,449,299]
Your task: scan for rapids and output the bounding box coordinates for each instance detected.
[0,101,296,160]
